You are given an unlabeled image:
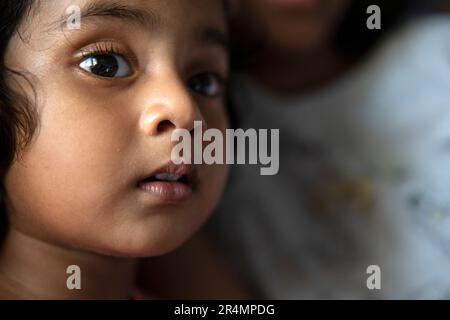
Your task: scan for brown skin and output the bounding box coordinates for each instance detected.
[143,0,358,299]
[0,0,229,299]
[138,232,251,299]
[234,0,353,94]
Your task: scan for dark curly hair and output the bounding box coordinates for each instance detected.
[0,0,37,243]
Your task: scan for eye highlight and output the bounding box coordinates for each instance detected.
[77,42,135,78]
[79,54,132,78]
[188,73,226,98]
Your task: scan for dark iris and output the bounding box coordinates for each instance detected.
[87,55,119,78]
[188,73,221,97]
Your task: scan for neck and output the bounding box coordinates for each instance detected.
[0,227,137,299]
[244,45,356,95]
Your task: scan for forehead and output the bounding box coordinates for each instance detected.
[27,0,226,34]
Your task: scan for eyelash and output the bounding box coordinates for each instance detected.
[78,41,137,76]
[80,42,128,60]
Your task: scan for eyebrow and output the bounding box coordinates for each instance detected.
[200,27,230,53]
[52,1,161,31]
[51,1,229,52]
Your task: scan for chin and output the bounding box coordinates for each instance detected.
[100,230,195,259]
[268,20,329,51]
[271,34,327,54]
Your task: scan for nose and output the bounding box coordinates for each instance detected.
[139,78,204,136]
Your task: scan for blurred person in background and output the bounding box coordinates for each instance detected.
[140,0,450,299]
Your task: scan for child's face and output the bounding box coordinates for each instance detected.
[4,0,229,257]
[236,0,350,53]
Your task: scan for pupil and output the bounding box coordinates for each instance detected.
[90,55,118,77]
[192,76,211,93]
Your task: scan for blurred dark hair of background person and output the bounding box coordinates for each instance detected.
[230,0,437,69]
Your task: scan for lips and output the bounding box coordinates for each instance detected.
[137,163,197,203]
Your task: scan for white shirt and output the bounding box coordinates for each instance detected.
[210,16,450,299]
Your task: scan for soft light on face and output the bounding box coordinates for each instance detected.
[237,0,351,53]
[3,0,229,257]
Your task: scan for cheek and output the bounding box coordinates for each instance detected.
[3,88,230,256]
[200,106,229,208]
[4,161,100,248]
[197,106,230,214]
[202,101,230,131]
[3,103,134,241]
[201,163,229,213]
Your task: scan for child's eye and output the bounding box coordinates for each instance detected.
[79,54,132,78]
[188,73,225,98]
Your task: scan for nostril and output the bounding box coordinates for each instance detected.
[157,120,175,133]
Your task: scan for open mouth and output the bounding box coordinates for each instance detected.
[137,164,197,202]
[141,172,191,185]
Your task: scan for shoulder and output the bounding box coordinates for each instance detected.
[355,15,450,108]
[338,16,450,160]
[368,15,450,77]
[393,15,450,44]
